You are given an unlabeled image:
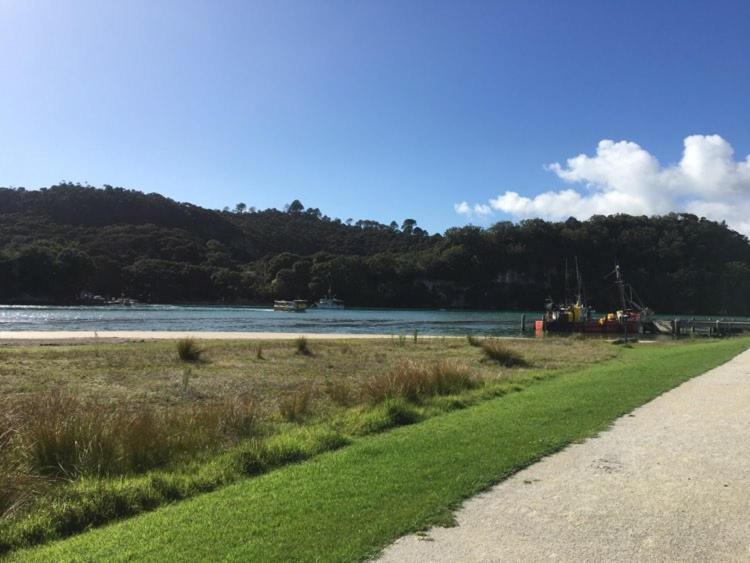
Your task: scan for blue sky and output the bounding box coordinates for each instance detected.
[2,0,750,233]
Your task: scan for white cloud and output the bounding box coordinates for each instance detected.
[454,201,493,218]
[456,135,750,236]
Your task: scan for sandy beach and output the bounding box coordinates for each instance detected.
[0,331,396,342]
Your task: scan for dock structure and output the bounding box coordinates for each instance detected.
[525,315,750,337]
[648,319,750,336]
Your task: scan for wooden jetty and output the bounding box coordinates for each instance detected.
[522,316,750,336]
[647,318,750,336]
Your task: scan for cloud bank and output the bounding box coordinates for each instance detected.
[455,135,750,236]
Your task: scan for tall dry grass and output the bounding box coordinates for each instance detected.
[466,334,483,347]
[1,392,259,483]
[480,340,528,367]
[278,384,314,422]
[364,360,479,403]
[0,404,47,518]
[324,380,356,407]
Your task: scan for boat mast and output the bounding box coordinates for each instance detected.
[614,264,627,310]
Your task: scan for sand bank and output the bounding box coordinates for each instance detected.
[0,331,393,341]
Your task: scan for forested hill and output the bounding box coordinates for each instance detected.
[1,184,750,315]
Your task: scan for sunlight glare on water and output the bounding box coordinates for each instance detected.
[0,305,536,336]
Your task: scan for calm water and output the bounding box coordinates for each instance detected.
[0,305,537,336]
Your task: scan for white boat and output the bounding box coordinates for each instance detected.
[273,299,308,312]
[316,293,344,309]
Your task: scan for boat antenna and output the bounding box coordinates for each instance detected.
[574,256,582,304]
[564,258,569,304]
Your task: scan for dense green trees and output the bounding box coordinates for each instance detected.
[1,184,749,314]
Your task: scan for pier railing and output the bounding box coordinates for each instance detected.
[659,318,750,336]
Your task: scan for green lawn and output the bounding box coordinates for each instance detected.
[15,338,749,562]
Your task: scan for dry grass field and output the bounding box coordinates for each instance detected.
[0,336,618,410]
[0,335,624,554]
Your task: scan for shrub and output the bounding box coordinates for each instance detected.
[294,337,312,356]
[278,384,314,422]
[176,338,202,363]
[481,340,528,367]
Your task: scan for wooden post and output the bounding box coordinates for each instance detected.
[671,319,676,336]
[716,320,721,336]
[691,317,695,335]
[521,313,526,333]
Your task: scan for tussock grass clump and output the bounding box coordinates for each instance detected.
[5,392,260,481]
[176,338,203,363]
[364,360,479,404]
[430,361,477,394]
[294,337,313,356]
[21,392,120,478]
[255,345,264,360]
[481,340,528,367]
[278,385,314,422]
[466,334,482,347]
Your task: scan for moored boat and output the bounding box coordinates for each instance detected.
[316,293,344,309]
[536,263,652,334]
[273,299,308,312]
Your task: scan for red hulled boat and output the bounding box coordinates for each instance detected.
[535,263,652,335]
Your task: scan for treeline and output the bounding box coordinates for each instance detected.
[1,184,749,314]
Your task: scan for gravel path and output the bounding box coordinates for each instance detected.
[379,348,750,562]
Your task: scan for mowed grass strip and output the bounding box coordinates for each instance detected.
[16,338,749,562]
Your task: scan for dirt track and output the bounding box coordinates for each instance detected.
[379,348,750,562]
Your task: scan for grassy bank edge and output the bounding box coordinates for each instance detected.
[0,344,576,555]
[14,337,750,562]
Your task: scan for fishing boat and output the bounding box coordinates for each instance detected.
[273,299,308,312]
[536,262,652,334]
